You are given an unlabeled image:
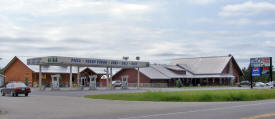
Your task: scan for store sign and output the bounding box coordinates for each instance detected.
[250,57,271,67]
[250,57,272,77]
[261,67,270,75]
[251,67,261,76]
[27,56,150,68]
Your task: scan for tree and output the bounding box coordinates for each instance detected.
[176,79,183,88]
[240,67,250,81]
[240,65,274,83]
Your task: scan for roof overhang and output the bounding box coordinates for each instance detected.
[27,56,150,68]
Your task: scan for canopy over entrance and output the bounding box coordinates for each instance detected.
[27,56,150,90]
[27,56,150,68]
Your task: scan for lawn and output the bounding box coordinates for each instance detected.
[169,86,236,89]
[85,89,275,102]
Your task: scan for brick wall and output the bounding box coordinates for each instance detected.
[222,59,242,83]
[112,68,151,83]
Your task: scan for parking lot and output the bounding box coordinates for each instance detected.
[1,88,275,119]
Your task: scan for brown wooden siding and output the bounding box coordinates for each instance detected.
[4,58,33,85]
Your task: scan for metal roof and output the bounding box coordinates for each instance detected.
[163,64,185,71]
[151,64,184,78]
[172,56,232,74]
[139,66,169,79]
[137,63,235,79]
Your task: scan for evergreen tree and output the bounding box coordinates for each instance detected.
[176,79,183,88]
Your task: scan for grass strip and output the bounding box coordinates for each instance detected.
[85,89,275,102]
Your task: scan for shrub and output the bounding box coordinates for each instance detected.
[176,79,183,88]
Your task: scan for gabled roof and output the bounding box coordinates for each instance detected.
[124,64,186,79]
[172,56,233,74]
[2,56,34,72]
[116,63,235,80]
[3,56,100,74]
[151,64,184,78]
[139,66,169,79]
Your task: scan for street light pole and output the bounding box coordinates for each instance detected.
[136,56,140,89]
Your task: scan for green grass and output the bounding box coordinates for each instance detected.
[169,86,235,89]
[85,89,275,102]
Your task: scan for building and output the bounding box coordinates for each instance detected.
[2,56,106,87]
[112,55,243,87]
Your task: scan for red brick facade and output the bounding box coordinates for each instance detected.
[222,58,242,83]
[112,68,151,83]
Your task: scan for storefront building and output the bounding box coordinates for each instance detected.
[112,55,243,87]
[2,57,105,87]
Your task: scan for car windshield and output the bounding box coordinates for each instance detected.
[13,83,27,87]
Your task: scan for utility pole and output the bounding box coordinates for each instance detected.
[249,64,253,89]
[136,56,140,89]
[270,57,273,85]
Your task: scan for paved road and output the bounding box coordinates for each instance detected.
[1,88,275,119]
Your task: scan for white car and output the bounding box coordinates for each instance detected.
[255,82,265,87]
[267,81,274,88]
[112,80,122,87]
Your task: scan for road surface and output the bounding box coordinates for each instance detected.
[1,88,275,119]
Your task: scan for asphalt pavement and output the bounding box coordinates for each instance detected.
[1,87,275,119]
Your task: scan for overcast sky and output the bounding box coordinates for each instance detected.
[0,0,275,68]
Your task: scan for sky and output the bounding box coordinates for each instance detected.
[0,0,275,69]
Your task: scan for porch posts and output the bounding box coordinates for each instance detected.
[110,67,113,89]
[106,67,109,88]
[137,67,140,89]
[39,65,42,90]
[69,65,72,88]
[77,66,80,87]
[212,78,215,86]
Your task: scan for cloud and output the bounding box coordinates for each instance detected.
[0,0,274,69]
[187,0,216,5]
[0,0,151,21]
[194,17,275,26]
[219,1,275,17]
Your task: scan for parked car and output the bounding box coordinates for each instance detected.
[237,81,254,87]
[240,81,250,85]
[267,81,275,87]
[112,80,122,87]
[255,82,265,87]
[1,82,31,97]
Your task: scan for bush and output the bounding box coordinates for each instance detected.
[176,79,183,88]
